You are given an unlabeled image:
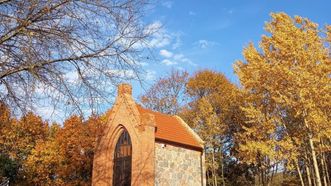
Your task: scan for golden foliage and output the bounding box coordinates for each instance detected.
[0,104,104,185]
[1,12,330,186]
[235,12,331,185]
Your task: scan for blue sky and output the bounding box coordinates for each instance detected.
[132,0,331,97]
[37,1,331,121]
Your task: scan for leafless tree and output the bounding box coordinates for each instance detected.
[140,69,189,115]
[0,0,156,116]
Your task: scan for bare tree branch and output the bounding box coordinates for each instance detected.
[0,0,154,117]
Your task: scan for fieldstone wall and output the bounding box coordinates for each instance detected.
[155,142,203,186]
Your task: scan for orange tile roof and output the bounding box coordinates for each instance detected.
[136,105,203,151]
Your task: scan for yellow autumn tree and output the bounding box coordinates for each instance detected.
[182,70,246,186]
[24,130,64,186]
[235,12,331,186]
[0,103,20,182]
[23,115,104,186]
[54,115,91,186]
[0,110,49,184]
[23,114,104,185]
[0,102,14,156]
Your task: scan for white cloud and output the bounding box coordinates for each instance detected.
[65,71,79,83]
[138,62,149,66]
[144,21,162,35]
[196,39,218,49]
[161,59,177,66]
[140,21,184,51]
[198,40,209,49]
[161,53,196,66]
[182,58,196,66]
[159,49,173,58]
[143,21,171,48]
[143,22,197,67]
[149,33,171,48]
[172,32,182,49]
[162,1,173,8]
[173,54,184,60]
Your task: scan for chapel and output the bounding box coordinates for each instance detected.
[92,83,206,186]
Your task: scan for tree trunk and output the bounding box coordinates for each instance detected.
[257,167,262,186]
[270,163,277,184]
[220,152,225,186]
[308,135,322,186]
[261,167,265,186]
[256,165,262,186]
[274,163,278,184]
[304,117,322,186]
[206,169,210,186]
[295,160,305,186]
[321,156,328,186]
[212,150,218,186]
[311,163,317,186]
[305,156,312,186]
[321,139,330,186]
[323,154,330,186]
[265,157,270,186]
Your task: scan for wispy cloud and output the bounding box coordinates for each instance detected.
[173,54,184,61]
[160,49,173,58]
[172,32,182,49]
[64,71,79,83]
[138,61,149,66]
[195,39,219,49]
[162,1,173,8]
[149,33,171,48]
[144,22,196,67]
[144,21,162,34]
[141,21,171,48]
[142,21,184,51]
[162,59,177,66]
[176,55,196,66]
[160,52,196,66]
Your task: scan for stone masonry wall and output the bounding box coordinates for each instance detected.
[155,142,203,186]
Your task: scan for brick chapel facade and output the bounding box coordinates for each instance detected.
[92,84,206,186]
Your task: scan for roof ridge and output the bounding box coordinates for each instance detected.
[135,104,175,117]
[136,103,203,150]
[174,115,204,147]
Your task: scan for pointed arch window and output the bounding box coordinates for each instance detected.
[113,130,132,186]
